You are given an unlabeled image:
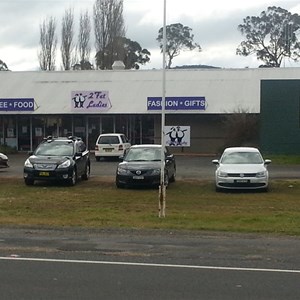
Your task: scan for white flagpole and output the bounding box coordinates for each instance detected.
[159,0,167,218]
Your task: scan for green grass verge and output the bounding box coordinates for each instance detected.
[267,155,300,164]
[0,178,300,236]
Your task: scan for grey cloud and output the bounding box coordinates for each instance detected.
[1,0,300,70]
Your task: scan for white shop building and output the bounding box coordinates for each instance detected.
[1,67,300,153]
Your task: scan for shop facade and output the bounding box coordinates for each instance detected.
[0,114,154,151]
[1,67,300,154]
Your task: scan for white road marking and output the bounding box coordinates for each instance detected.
[0,256,299,274]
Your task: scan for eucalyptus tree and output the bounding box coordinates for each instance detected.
[95,37,151,69]
[157,23,201,68]
[237,6,300,67]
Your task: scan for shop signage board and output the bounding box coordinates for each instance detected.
[0,98,34,111]
[164,126,190,147]
[147,96,206,111]
[71,91,112,112]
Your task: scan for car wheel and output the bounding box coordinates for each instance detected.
[81,163,90,180]
[68,169,77,186]
[25,178,34,186]
[95,156,100,162]
[215,186,222,192]
[116,180,125,189]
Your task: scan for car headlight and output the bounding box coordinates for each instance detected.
[57,160,71,169]
[117,166,130,175]
[24,158,33,168]
[218,171,228,177]
[0,153,8,160]
[151,169,161,175]
[256,171,267,178]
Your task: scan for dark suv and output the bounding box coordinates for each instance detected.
[23,136,90,186]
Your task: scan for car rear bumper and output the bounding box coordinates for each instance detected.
[95,150,124,157]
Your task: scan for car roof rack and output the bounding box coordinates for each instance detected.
[43,136,82,142]
[67,135,82,141]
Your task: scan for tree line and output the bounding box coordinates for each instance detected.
[1,3,300,71]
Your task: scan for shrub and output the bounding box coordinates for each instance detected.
[221,108,259,151]
[0,144,18,154]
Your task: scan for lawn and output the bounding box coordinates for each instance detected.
[0,177,300,236]
[267,155,300,164]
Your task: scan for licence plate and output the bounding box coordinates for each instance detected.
[39,172,49,176]
[104,148,113,152]
[235,179,249,183]
[133,176,144,180]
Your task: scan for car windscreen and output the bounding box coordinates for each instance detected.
[34,141,74,156]
[220,152,263,164]
[125,148,161,161]
[98,136,120,144]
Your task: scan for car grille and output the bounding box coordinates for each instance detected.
[228,173,257,177]
[130,170,149,175]
[34,164,57,171]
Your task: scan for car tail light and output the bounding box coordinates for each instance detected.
[95,145,99,150]
[118,145,124,151]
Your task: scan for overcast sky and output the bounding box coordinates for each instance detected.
[1,0,300,71]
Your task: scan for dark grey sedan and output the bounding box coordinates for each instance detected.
[115,144,176,188]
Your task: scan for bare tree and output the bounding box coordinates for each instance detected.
[61,8,75,70]
[76,9,92,69]
[93,0,125,69]
[38,17,57,71]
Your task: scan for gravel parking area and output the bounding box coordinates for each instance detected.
[1,152,299,180]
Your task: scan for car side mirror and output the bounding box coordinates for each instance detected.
[212,159,219,165]
[264,159,272,165]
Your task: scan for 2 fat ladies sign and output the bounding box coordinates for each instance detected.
[71,91,112,112]
[147,96,206,111]
[0,98,34,111]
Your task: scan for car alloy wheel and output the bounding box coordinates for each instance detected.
[25,178,34,186]
[69,169,77,186]
[81,163,90,180]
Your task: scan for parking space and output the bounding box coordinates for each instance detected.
[1,152,299,180]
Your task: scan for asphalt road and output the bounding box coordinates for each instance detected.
[0,228,300,299]
[1,152,300,180]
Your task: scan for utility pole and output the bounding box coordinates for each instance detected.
[159,0,167,218]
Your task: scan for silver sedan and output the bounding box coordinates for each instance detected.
[0,152,9,168]
[212,147,271,192]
